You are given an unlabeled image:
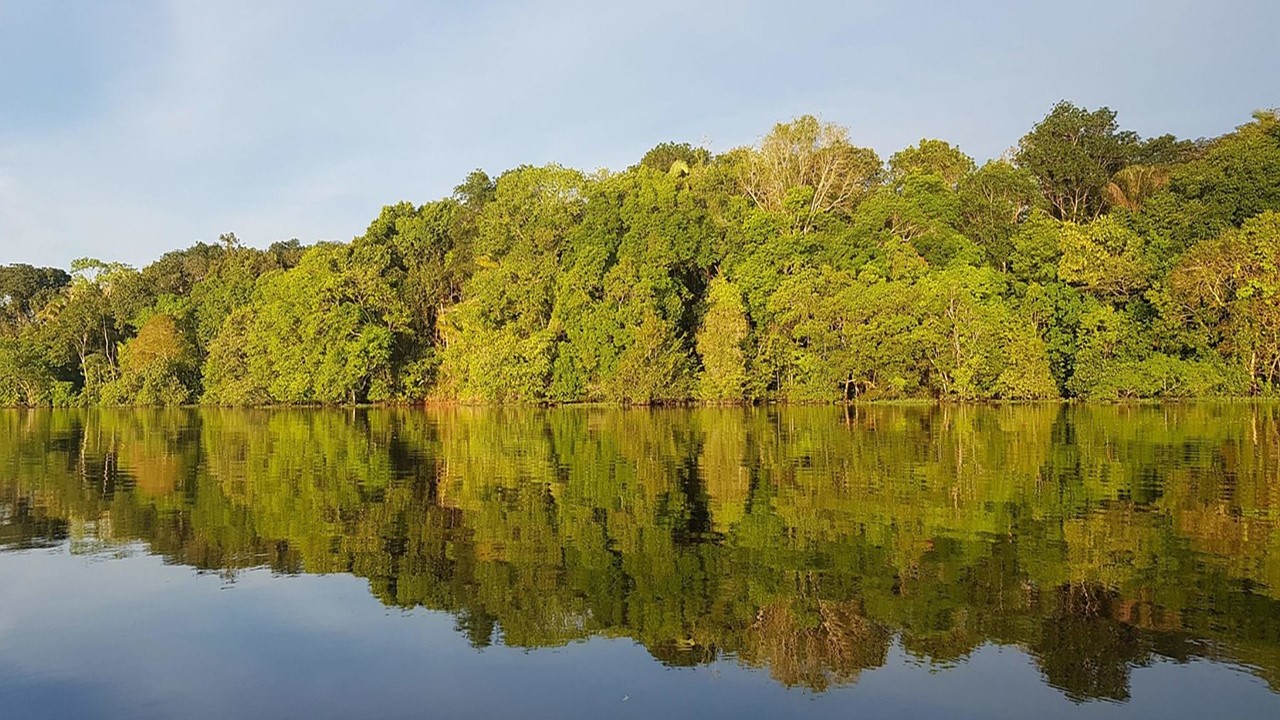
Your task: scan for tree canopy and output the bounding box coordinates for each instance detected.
[4,102,1280,406]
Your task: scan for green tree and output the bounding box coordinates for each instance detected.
[696,277,750,402]
[1016,102,1138,222]
[958,161,1043,269]
[0,264,70,333]
[0,335,67,405]
[1168,211,1280,391]
[1103,165,1169,212]
[202,242,408,404]
[852,174,979,267]
[38,259,137,400]
[888,139,975,188]
[438,165,587,402]
[1143,110,1280,250]
[1057,216,1151,301]
[639,142,712,173]
[10,108,1280,406]
[102,313,199,405]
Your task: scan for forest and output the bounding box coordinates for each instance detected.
[2,101,1280,406]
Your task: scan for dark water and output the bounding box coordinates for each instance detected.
[2,405,1280,719]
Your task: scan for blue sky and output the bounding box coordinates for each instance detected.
[1,0,1277,268]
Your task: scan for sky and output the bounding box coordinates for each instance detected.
[1,0,1277,269]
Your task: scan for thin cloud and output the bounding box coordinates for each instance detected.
[2,0,1277,268]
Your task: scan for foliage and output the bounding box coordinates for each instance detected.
[696,277,750,401]
[1057,216,1151,299]
[101,314,199,405]
[4,103,1280,405]
[639,142,712,173]
[0,264,70,332]
[741,115,882,232]
[958,161,1043,269]
[888,138,975,188]
[0,335,64,405]
[1168,211,1280,391]
[1015,101,1138,222]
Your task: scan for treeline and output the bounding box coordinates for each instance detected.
[3,405,1279,698]
[3,102,1280,405]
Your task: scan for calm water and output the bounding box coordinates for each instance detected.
[2,405,1280,719]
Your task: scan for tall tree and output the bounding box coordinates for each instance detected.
[1016,102,1138,222]
[958,161,1043,270]
[639,142,711,174]
[102,313,199,405]
[742,116,882,232]
[0,264,70,332]
[888,139,975,189]
[1167,211,1280,391]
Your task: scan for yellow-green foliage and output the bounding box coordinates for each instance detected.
[5,107,1280,405]
[3,405,1280,697]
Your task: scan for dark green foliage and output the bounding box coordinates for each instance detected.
[888,138,975,188]
[1142,110,1280,252]
[4,103,1280,405]
[1016,102,1139,223]
[639,142,712,173]
[0,264,70,331]
[959,161,1043,269]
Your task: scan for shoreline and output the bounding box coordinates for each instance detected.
[5,396,1280,411]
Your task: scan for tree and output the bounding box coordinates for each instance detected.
[268,239,307,268]
[852,174,979,267]
[992,317,1060,400]
[639,142,711,173]
[1009,212,1064,283]
[7,108,1280,406]
[454,169,496,209]
[1021,281,1086,393]
[358,199,473,347]
[888,139,975,189]
[958,161,1042,269]
[551,166,710,402]
[1103,165,1169,212]
[745,263,841,400]
[911,266,1054,400]
[696,277,750,401]
[1057,216,1150,300]
[438,165,587,402]
[1144,110,1280,250]
[1066,303,1146,398]
[102,313,198,405]
[38,259,136,399]
[742,116,882,232]
[1167,211,1280,391]
[608,310,692,404]
[1016,102,1138,222]
[0,335,67,406]
[201,307,267,405]
[0,264,70,332]
[201,242,408,404]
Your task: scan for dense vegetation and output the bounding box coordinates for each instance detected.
[2,404,1279,700]
[3,102,1280,405]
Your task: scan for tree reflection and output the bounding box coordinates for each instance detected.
[1,404,1279,701]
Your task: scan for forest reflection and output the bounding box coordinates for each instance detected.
[2,404,1279,701]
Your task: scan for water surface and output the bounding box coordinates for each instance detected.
[2,405,1279,719]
